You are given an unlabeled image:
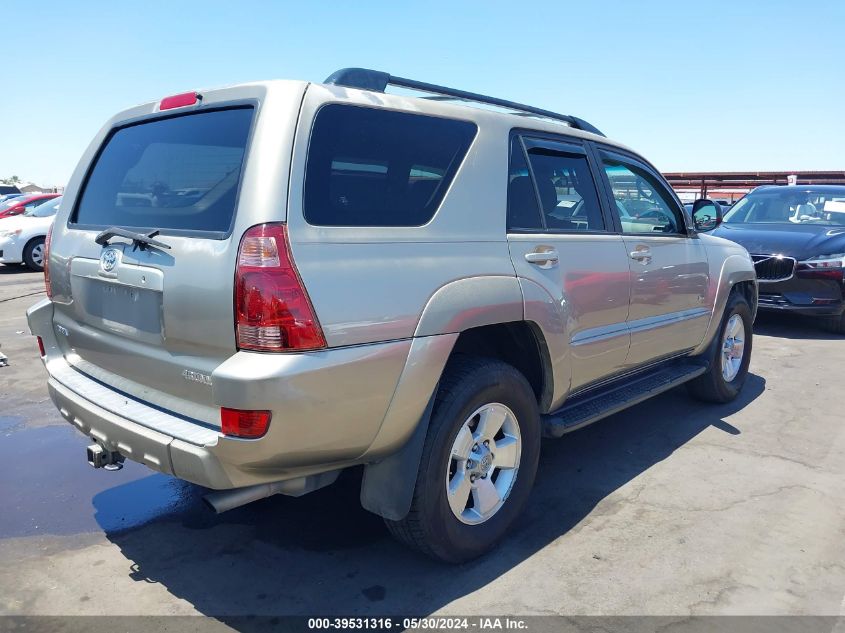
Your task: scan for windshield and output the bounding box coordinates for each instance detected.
[723,188,845,226]
[23,196,61,217]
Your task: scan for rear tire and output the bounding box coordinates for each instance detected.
[22,237,46,271]
[687,290,753,403]
[385,356,541,563]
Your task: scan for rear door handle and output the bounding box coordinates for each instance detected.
[525,249,559,266]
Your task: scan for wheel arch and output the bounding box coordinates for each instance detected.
[692,254,757,356]
[413,275,524,337]
[449,321,553,412]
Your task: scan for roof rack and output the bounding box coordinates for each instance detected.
[323,68,605,137]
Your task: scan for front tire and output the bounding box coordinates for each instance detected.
[22,237,46,271]
[385,356,541,563]
[819,312,845,334]
[687,290,753,403]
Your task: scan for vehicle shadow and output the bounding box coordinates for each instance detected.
[753,311,843,341]
[95,374,765,619]
[0,264,30,275]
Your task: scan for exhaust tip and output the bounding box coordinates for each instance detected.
[202,473,341,514]
[202,483,277,515]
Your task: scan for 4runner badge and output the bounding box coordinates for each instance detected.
[99,248,120,273]
[182,369,212,386]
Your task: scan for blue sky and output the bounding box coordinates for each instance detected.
[3,0,844,187]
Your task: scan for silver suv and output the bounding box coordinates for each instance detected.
[28,69,757,562]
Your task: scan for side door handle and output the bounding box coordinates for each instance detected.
[629,246,652,264]
[524,249,559,266]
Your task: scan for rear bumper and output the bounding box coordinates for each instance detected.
[28,298,418,490]
[48,376,230,484]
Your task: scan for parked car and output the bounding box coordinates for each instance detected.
[0,196,61,270]
[0,193,60,219]
[27,69,757,562]
[0,193,25,204]
[713,185,845,332]
[0,184,22,197]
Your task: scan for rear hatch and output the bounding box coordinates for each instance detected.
[48,86,303,425]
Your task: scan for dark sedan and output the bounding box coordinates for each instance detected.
[713,185,845,333]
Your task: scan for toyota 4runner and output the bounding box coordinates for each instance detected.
[28,68,758,562]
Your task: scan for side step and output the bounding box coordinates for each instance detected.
[542,363,707,438]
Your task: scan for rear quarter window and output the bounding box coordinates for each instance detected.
[304,105,477,227]
[72,107,254,235]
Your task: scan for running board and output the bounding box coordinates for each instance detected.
[542,363,707,438]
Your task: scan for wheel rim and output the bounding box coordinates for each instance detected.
[445,402,522,525]
[721,313,745,382]
[31,243,44,268]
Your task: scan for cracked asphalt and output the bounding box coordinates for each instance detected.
[1,264,844,619]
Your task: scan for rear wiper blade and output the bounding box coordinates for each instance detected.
[94,227,171,251]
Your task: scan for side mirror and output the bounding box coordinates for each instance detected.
[691,198,723,232]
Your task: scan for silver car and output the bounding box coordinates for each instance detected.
[28,68,757,562]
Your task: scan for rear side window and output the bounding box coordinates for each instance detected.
[507,138,543,231]
[525,149,605,232]
[304,105,477,226]
[507,135,605,232]
[73,107,253,235]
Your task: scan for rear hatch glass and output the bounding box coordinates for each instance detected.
[72,107,253,236]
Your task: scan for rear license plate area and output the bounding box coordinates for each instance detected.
[75,277,163,338]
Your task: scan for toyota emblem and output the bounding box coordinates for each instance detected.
[100,248,119,273]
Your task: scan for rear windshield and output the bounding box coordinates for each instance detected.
[72,107,253,235]
[304,105,477,226]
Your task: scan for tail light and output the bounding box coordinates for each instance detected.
[36,336,45,357]
[44,223,53,298]
[221,407,271,438]
[235,223,326,352]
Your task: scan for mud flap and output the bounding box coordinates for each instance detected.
[359,390,436,521]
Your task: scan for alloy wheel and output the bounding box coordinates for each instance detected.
[445,403,522,525]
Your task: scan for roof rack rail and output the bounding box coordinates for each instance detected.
[323,68,605,137]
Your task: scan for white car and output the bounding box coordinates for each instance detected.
[0,196,61,271]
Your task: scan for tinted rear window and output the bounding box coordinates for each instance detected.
[304,105,476,226]
[73,107,253,235]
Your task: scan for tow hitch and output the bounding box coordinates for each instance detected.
[87,443,125,471]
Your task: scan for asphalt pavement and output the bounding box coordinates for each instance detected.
[1,264,844,622]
